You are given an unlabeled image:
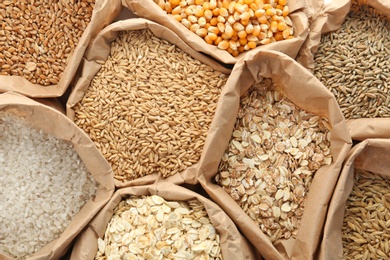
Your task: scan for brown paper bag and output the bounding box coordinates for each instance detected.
[123,0,309,64]
[347,118,390,141]
[70,182,258,260]
[66,17,231,189]
[0,92,114,260]
[0,0,123,98]
[366,0,390,15]
[296,0,350,70]
[197,50,352,259]
[320,138,390,259]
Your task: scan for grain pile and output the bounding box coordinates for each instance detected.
[155,0,295,56]
[342,169,390,259]
[215,79,332,242]
[0,112,96,258]
[313,0,390,119]
[0,0,95,85]
[95,195,222,259]
[74,29,228,182]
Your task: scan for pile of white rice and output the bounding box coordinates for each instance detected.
[0,112,97,258]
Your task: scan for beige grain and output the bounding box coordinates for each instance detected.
[216,79,332,242]
[74,29,228,182]
[342,169,390,259]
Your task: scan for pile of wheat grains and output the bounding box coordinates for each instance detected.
[74,29,228,182]
[0,0,95,85]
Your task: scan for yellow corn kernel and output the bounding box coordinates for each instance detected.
[252,25,261,36]
[204,23,211,29]
[260,38,271,44]
[208,26,219,34]
[277,21,287,31]
[241,19,249,26]
[228,1,236,14]
[258,31,267,39]
[227,15,236,24]
[263,4,272,9]
[272,15,282,22]
[165,2,173,12]
[210,17,218,25]
[170,0,180,7]
[219,7,229,17]
[190,23,200,32]
[282,28,290,38]
[238,30,247,39]
[217,22,225,33]
[266,8,276,16]
[229,40,238,50]
[208,32,218,41]
[188,15,198,23]
[203,2,210,10]
[179,0,187,7]
[234,3,244,13]
[287,35,295,39]
[227,47,234,54]
[239,37,247,45]
[210,0,217,9]
[283,6,289,16]
[196,28,208,37]
[225,24,234,37]
[173,14,182,21]
[233,22,245,31]
[254,9,265,18]
[260,23,268,31]
[233,11,241,21]
[198,17,207,27]
[218,40,230,50]
[204,35,214,44]
[249,3,257,11]
[214,36,223,45]
[276,4,283,10]
[255,0,264,8]
[240,12,251,21]
[274,31,284,41]
[232,50,239,56]
[181,18,191,28]
[278,0,287,6]
[217,15,226,23]
[258,15,268,24]
[245,23,254,34]
[247,34,258,42]
[194,8,204,17]
[244,0,253,4]
[221,0,230,8]
[221,33,230,40]
[270,20,278,32]
[204,9,213,19]
[187,0,195,4]
[247,41,257,49]
[172,6,182,15]
[195,0,204,5]
[185,6,195,15]
[212,7,220,16]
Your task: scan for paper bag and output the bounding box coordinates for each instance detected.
[66,17,231,189]
[0,92,114,259]
[197,49,352,259]
[70,182,257,260]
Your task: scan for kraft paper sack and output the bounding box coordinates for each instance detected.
[197,49,352,259]
[0,92,114,260]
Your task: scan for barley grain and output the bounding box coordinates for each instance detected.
[342,169,390,259]
[74,29,228,182]
[313,0,389,119]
